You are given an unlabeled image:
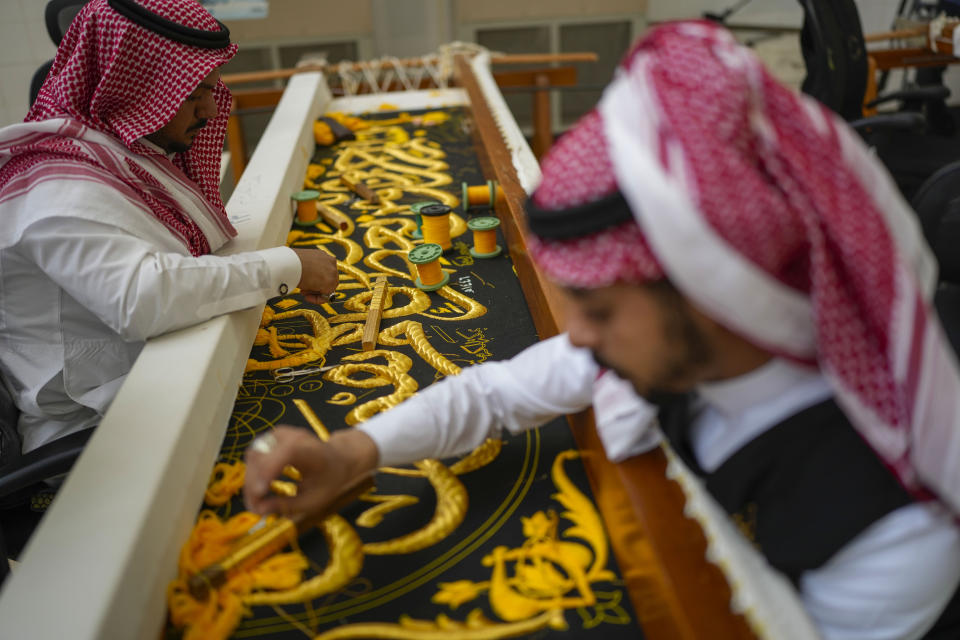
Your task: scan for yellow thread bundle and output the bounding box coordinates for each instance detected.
[204,461,246,506]
[168,510,309,640]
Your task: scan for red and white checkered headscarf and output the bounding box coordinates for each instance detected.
[531,21,960,513]
[0,0,238,255]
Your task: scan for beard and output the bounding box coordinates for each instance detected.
[593,349,691,405]
[165,119,208,153]
[166,140,193,153]
[589,291,714,404]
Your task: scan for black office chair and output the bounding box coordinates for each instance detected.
[798,0,960,201]
[29,0,88,106]
[45,0,86,45]
[910,162,960,352]
[0,373,94,586]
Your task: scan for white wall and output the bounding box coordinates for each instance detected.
[0,0,58,128]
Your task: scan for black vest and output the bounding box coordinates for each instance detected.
[658,395,960,637]
[660,397,912,583]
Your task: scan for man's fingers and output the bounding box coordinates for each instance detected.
[303,292,329,305]
[248,485,334,519]
[244,427,303,501]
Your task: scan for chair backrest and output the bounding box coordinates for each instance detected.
[29,60,55,107]
[910,160,960,285]
[0,372,21,469]
[797,0,869,121]
[44,0,86,46]
[910,161,960,354]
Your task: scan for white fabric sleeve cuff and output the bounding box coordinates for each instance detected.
[259,246,302,297]
[592,371,661,461]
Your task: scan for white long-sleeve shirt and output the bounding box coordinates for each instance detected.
[0,177,301,452]
[358,333,960,640]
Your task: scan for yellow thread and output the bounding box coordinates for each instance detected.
[449,439,503,475]
[323,350,418,425]
[266,326,289,358]
[362,460,467,555]
[379,320,461,377]
[244,515,365,606]
[328,286,431,325]
[473,229,498,254]
[337,260,372,290]
[362,222,416,251]
[379,439,501,480]
[365,249,416,280]
[245,309,333,373]
[296,198,319,224]
[293,399,331,441]
[274,299,300,311]
[420,286,487,321]
[269,480,298,497]
[356,492,420,528]
[331,323,364,346]
[168,511,311,640]
[421,213,452,250]
[305,163,326,183]
[416,450,619,627]
[415,260,444,286]
[312,608,566,639]
[466,184,504,206]
[288,234,362,264]
[204,461,246,506]
[328,391,357,405]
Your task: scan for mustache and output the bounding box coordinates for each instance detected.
[187,119,209,132]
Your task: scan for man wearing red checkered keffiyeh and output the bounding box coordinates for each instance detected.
[0,0,337,458]
[527,21,960,637]
[243,22,960,638]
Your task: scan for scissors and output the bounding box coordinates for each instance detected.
[272,364,338,383]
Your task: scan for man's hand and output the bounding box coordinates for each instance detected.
[292,248,339,305]
[244,426,379,519]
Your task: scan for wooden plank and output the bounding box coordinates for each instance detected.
[532,72,553,159]
[231,87,285,110]
[454,54,756,640]
[863,26,928,43]
[362,276,388,352]
[492,66,578,88]
[869,47,959,70]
